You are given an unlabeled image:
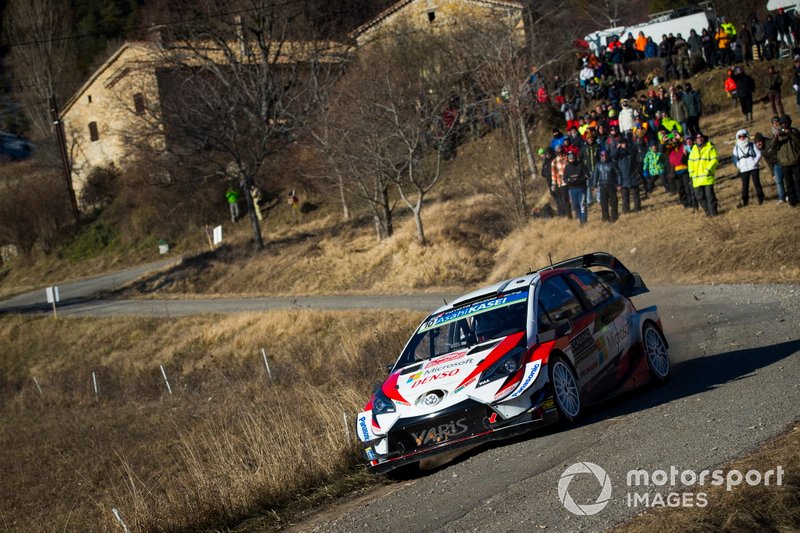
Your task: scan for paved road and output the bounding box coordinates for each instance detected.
[289,284,800,533]
[0,258,180,314]
[0,260,452,315]
[2,265,798,532]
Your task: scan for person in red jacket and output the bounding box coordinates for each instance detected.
[724,69,738,110]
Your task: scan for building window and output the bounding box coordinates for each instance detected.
[427,10,436,22]
[88,121,99,142]
[87,95,92,104]
[133,93,145,114]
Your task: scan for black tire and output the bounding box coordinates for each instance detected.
[549,355,582,423]
[642,322,670,382]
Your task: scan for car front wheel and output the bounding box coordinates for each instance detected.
[550,356,581,423]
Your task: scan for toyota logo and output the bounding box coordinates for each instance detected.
[423,392,441,406]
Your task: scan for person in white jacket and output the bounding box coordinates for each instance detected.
[731,129,764,206]
[618,99,635,139]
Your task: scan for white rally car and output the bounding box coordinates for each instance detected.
[356,253,670,474]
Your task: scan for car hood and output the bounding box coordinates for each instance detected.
[378,332,527,421]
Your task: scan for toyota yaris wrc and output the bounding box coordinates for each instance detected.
[356,253,670,474]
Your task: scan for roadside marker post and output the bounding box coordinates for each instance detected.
[45,286,60,318]
[212,225,223,247]
[261,348,272,379]
[112,507,130,533]
[160,364,173,395]
[92,371,99,402]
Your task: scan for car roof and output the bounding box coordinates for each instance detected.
[430,272,541,316]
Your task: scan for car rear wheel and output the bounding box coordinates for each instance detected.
[550,356,581,423]
[643,323,670,382]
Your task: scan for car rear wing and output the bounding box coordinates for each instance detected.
[545,252,649,298]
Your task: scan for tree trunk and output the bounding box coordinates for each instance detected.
[337,173,350,221]
[519,118,538,184]
[241,177,264,250]
[381,186,393,238]
[413,205,426,246]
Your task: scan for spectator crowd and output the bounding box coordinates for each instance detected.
[532,9,800,224]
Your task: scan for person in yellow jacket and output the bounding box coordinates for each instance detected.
[715,24,732,66]
[688,132,719,215]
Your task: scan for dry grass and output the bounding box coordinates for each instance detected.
[617,424,800,532]
[0,310,423,531]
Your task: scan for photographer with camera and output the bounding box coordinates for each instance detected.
[768,115,800,206]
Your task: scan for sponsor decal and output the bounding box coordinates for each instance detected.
[541,398,556,411]
[570,328,595,361]
[364,447,376,460]
[358,416,371,441]
[605,321,630,358]
[408,369,460,389]
[419,290,528,332]
[453,376,477,394]
[507,361,542,400]
[405,371,423,384]
[426,351,467,367]
[411,418,469,446]
[423,358,473,375]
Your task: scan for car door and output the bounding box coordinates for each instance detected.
[565,269,633,396]
[537,274,605,397]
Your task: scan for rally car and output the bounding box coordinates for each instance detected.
[356,253,670,474]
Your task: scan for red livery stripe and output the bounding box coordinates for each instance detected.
[455,331,525,389]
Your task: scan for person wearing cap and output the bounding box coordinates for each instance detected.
[619,99,635,138]
[688,132,719,216]
[563,151,590,224]
[567,126,584,151]
[732,129,764,206]
[733,66,756,122]
[539,147,556,197]
[591,150,620,222]
[551,145,572,218]
[550,128,566,151]
[643,142,666,194]
[768,115,800,206]
[765,65,784,118]
[671,135,694,208]
[755,132,784,202]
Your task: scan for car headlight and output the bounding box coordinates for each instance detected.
[372,388,396,415]
[478,347,525,386]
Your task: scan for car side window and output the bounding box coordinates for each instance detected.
[568,269,614,309]
[538,276,584,332]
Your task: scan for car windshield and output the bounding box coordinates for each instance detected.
[396,290,528,368]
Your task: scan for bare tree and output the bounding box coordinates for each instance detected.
[446,4,579,226]
[3,0,76,139]
[128,0,342,249]
[322,31,458,244]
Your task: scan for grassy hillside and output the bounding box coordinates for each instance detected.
[0,310,420,531]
